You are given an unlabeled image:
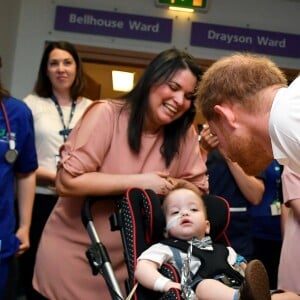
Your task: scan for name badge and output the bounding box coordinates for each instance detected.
[270,201,281,216]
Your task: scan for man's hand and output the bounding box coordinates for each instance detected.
[199,124,219,153]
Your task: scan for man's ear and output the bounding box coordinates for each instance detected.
[214,104,237,129]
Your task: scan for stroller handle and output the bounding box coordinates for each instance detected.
[81,196,98,228]
[81,196,125,300]
[81,195,122,228]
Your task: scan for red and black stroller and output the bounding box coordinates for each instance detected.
[81,188,231,300]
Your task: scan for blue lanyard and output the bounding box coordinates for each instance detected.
[50,95,77,142]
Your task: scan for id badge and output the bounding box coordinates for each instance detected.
[270,201,281,216]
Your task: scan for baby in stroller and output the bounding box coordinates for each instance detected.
[135,188,300,300]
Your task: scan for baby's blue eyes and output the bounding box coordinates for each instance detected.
[170,208,199,215]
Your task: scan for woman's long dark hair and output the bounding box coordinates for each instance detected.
[0,80,10,100]
[122,48,203,167]
[34,41,85,99]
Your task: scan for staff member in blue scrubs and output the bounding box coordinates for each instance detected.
[250,160,283,289]
[0,79,37,298]
[199,124,265,261]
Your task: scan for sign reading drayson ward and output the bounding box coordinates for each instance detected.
[191,22,300,58]
[54,6,172,43]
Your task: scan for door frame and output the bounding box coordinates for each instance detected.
[75,44,299,82]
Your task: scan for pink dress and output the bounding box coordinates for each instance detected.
[33,100,208,299]
[278,166,300,294]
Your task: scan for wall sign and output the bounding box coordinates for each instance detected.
[54,5,173,43]
[191,22,300,58]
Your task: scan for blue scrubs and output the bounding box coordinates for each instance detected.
[250,160,283,289]
[206,149,264,261]
[0,97,38,296]
[250,160,283,240]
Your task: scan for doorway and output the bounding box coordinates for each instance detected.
[76,44,215,123]
[76,44,300,123]
[77,45,155,100]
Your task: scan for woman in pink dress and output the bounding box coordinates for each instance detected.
[278,166,300,295]
[33,48,208,299]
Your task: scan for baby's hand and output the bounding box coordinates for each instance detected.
[164,281,181,291]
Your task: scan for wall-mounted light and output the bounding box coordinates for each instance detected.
[169,6,194,13]
[112,70,135,92]
[156,0,208,13]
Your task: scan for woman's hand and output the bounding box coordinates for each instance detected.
[199,124,219,153]
[167,177,204,195]
[136,173,203,195]
[137,172,175,195]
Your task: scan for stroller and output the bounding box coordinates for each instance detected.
[81,188,231,300]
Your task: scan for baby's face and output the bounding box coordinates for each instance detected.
[164,189,210,240]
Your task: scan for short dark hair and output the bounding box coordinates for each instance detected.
[34,41,85,99]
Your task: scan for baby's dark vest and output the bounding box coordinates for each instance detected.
[161,239,244,287]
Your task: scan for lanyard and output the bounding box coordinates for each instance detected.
[51,95,77,142]
[274,164,283,202]
[1,100,18,163]
[1,100,13,146]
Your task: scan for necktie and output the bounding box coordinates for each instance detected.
[190,236,213,250]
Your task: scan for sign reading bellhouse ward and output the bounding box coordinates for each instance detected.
[54,5,173,43]
[156,0,208,11]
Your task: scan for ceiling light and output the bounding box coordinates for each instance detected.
[112,70,135,92]
[169,6,194,12]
